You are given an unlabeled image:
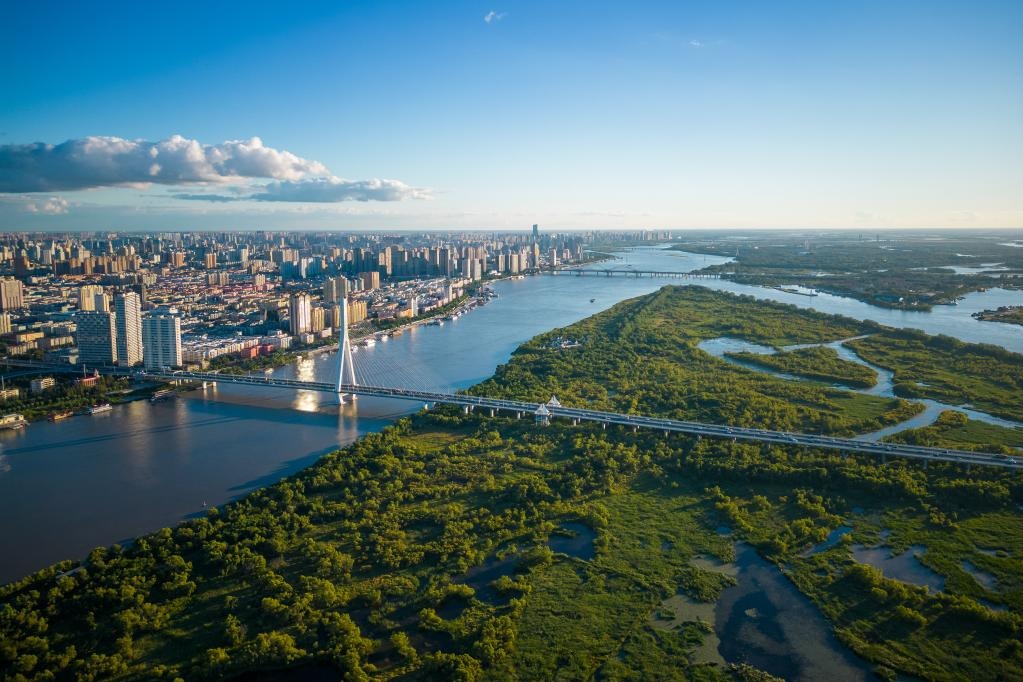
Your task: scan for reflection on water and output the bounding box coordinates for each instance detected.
[850,544,945,592]
[663,543,872,681]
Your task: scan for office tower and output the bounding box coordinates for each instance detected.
[171,251,185,268]
[549,247,559,266]
[0,278,24,311]
[76,311,117,365]
[289,293,312,334]
[204,252,217,269]
[78,284,104,311]
[322,276,348,303]
[114,292,144,366]
[142,313,182,370]
[532,223,540,242]
[94,293,111,312]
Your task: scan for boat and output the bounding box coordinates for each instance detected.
[590,298,596,303]
[87,403,113,415]
[48,410,73,422]
[150,389,175,403]
[359,338,376,347]
[0,413,27,430]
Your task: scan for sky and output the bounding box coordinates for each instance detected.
[1,0,1021,231]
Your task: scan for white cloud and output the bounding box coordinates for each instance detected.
[689,40,704,48]
[0,135,330,193]
[254,178,429,202]
[484,10,506,23]
[25,196,69,214]
[174,177,430,203]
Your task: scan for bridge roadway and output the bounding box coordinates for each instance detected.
[2,359,1018,470]
[143,368,1019,471]
[550,267,719,279]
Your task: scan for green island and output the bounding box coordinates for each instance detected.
[670,233,1023,310]
[724,346,878,389]
[845,330,1023,422]
[2,286,1022,681]
[973,306,1023,327]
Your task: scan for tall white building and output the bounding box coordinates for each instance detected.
[289,293,312,334]
[142,313,182,369]
[76,311,117,365]
[114,292,143,366]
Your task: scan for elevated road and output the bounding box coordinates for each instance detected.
[3,359,1019,471]
[549,268,720,279]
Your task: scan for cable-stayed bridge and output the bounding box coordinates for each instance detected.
[2,354,1019,471]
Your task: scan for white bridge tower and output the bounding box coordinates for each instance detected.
[335,300,357,401]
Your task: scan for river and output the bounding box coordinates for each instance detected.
[0,245,1020,585]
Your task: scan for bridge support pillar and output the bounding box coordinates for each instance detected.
[602,422,606,430]
[516,412,521,419]
[463,405,470,414]
[490,408,495,417]
[632,425,637,433]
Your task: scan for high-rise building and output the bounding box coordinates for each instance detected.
[359,271,380,290]
[76,311,117,365]
[289,293,312,334]
[310,306,326,333]
[323,276,348,303]
[78,284,104,311]
[171,251,185,268]
[0,278,24,311]
[0,312,11,335]
[114,292,143,366]
[203,252,217,269]
[142,313,182,369]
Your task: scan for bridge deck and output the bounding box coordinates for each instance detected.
[3,359,1019,471]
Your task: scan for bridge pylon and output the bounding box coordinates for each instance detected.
[336,300,358,402]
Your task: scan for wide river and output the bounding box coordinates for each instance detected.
[1,246,1020,585]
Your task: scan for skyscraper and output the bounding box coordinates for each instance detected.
[323,276,348,303]
[142,313,182,370]
[76,311,117,366]
[114,292,143,366]
[289,293,312,334]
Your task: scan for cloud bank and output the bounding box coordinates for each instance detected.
[0,135,329,192]
[175,177,427,203]
[0,135,427,204]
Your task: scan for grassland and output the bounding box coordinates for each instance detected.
[846,330,1023,422]
[725,346,878,388]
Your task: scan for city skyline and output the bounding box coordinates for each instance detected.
[2,0,1022,231]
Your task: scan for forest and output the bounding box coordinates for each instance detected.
[1,286,1021,681]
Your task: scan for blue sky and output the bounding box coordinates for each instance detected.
[1,0,1021,230]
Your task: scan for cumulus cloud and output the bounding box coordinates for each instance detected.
[175,177,430,203]
[0,135,329,193]
[25,196,69,214]
[484,10,506,23]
